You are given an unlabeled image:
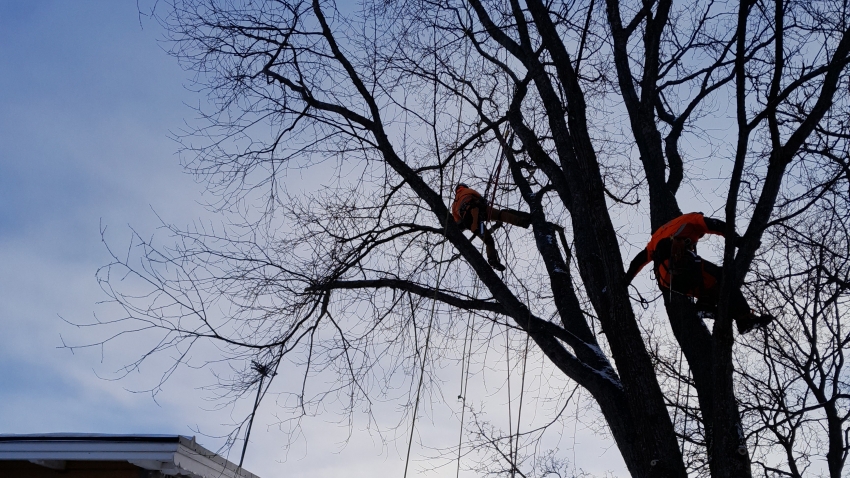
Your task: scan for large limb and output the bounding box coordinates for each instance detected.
[470,0,628,310]
[501,119,605,358]
[605,0,680,227]
[498,130,662,465]
[307,278,505,314]
[308,277,595,359]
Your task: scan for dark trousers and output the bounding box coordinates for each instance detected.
[459,205,530,267]
[661,258,753,325]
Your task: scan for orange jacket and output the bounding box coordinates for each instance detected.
[452,186,483,226]
[624,212,729,288]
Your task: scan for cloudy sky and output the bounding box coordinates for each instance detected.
[0,2,629,477]
[0,0,203,441]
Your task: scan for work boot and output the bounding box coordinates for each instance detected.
[737,313,775,334]
[489,260,506,272]
[498,209,532,228]
[755,313,775,328]
[736,317,756,334]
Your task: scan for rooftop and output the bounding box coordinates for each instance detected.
[0,433,261,478]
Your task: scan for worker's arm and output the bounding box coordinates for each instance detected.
[703,217,742,244]
[623,248,650,287]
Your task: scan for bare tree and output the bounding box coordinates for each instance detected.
[92,0,850,477]
[739,188,850,477]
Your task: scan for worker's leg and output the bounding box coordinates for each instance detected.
[467,207,481,234]
[465,206,504,270]
[694,260,720,313]
[700,261,773,334]
[670,252,704,296]
[482,229,505,271]
[729,288,755,328]
[487,206,531,229]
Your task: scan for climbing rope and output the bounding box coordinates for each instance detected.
[453,22,527,478]
[455,297,476,478]
[505,319,514,475]
[453,124,522,478]
[488,131,531,478]
[671,347,684,442]
[483,126,513,212]
[512,290,532,477]
[403,17,471,478]
[666,257,693,456]
[679,353,690,454]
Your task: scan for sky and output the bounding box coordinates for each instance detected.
[0,2,631,477]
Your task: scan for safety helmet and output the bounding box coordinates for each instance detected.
[456,183,469,191]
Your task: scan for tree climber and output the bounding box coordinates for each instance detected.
[623,212,774,334]
[452,183,532,271]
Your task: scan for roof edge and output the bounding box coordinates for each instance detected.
[0,434,183,443]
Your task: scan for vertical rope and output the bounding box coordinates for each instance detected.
[450,22,474,478]
[483,126,512,210]
[489,130,514,210]
[671,347,684,448]
[504,322,514,477]
[455,290,476,478]
[512,291,532,476]
[680,359,690,454]
[404,10,467,476]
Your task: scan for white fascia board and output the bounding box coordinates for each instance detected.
[0,440,178,462]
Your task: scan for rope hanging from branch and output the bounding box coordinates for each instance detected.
[483,126,515,209]
[403,15,468,477]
